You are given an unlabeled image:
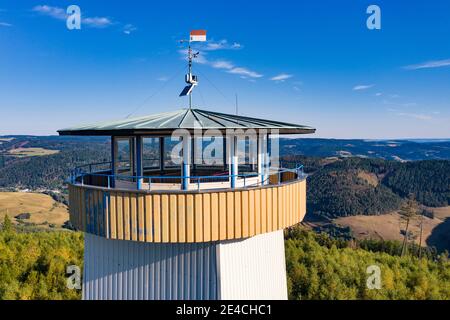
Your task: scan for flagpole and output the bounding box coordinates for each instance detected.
[188,42,192,110]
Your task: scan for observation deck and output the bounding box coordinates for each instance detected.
[68,162,307,243]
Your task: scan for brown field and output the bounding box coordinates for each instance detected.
[427,206,450,220]
[357,171,379,187]
[8,147,59,157]
[0,192,69,229]
[334,207,450,250]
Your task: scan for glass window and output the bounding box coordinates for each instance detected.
[142,137,160,172]
[115,137,134,176]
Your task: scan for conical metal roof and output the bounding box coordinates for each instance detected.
[58,108,315,136]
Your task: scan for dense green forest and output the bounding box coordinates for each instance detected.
[285,228,450,300]
[288,157,450,218]
[0,143,109,190]
[383,160,450,207]
[0,217,83,300]
[1,217,449,300]
[1,137,449,218]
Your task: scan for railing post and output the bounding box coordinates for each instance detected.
[107,175,111,189]
[182,134,191,190]
[136,136,143,190]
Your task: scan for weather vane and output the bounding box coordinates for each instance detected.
[179,30,207,109]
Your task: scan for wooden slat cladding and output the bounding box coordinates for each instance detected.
[68,179,307,243]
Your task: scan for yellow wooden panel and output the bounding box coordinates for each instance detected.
[153,195,161,242]
[294,184,297,224]
[211,193,219,241]
[301,180,307,220]
[249,190,255,236]
[177,195,186,242]
[123,194,130,240]
[219,192,227,240]
[169,194,178,243]
[285,185,289,227]
[272,187,278,230]
[226,192,234,239]
[255,189,261,235]
[109,192,116,239]
[195,194,203,242]
[241,191,249,238]
[138,194,145,241]
[130,193,138,241]
[203,193,211,242]
[234,192,241,239]
[186,194,194,242]
[289,184,295,225]
[266,188,272,232]
[278,186,283,229]
[116,193,123,240]
[161,194,170,242]
[144,195,153,242]
[260,188,267,234]
[292,183,296,224]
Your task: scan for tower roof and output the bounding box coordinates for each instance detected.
[58,108,316,136]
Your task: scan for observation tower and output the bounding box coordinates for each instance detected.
[59,30,316,300]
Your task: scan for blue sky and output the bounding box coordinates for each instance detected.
[0,0,449,138]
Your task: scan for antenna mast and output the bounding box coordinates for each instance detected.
[179,30,206,109]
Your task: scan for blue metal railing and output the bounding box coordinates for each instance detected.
[70,161,305,192]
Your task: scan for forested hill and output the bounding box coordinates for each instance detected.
[284,156,450,218]
[280,138,450,161]
[0,136,449,219]
[0,136,109,190]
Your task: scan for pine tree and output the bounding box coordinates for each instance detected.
[399,195,419,256]
[1,214,13,233]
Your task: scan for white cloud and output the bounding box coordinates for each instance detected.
[32,5,66,19]
[0,22,12,27]
[227,67,263,78]
[211,60,234,70]
[178,50,262,79]
[199,39,243,51]
[397,112,432,121]
[404,59,450,70]
[32,5,112,28]
[123,24,137,35]
[353,84,375,91]
[83,17,112,28]
[270,73,293,81]
[157,76,169,82]
[375,92,382,96]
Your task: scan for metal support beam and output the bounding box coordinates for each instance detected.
[159,137,165,173]
[182,135,191,190]
[229,135,238,189]
[111,136,116,188]
[257,134,266,185]
[136,136,143,190]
